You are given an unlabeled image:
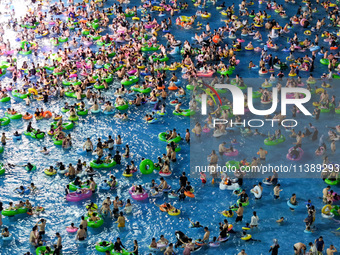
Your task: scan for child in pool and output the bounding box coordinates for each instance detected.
[151,187,160,196]
[170,191,178,197]
[101,180,109,188]
[46,166,55,173]
[13,131,21,137]
[276,217,284,223]
[89,212,100,222]
[248,61,255,68]
[40,147,49,154]
[220,209,233,217]
[67,223,78,231]
[150,238,157,249]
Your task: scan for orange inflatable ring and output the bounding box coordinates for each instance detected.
[184,191,195,198]
[213,35,220,44]
[160,204,167,212]
[195,241,205,246]
[23,114,33,120]
[43,111,52,119]
[157,85,165,90]
[168,86,178,91]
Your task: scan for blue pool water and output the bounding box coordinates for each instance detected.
[0,0,339,254]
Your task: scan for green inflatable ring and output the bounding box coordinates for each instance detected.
[44,66,55,71]
[0,96,10,102]
[68,181,97,191]
[331,205,339,216]
[172,109,195,117]
[115,103,128,111]
[139,159,154,174]
[104,76,113,83]
[94,84,105,89]
[121,76,139,86]
[68,115,79,121]
[59,37,68,43]
[108,52,116,58]
[237,199,250,207]
[52,136,62,146]
[320,58,329,65]
[65,92,85,98]
[89,160,117,169]
[24,130,45,139]
[141,46,159,52]
[77,109,88,116]
[131,87,151,94]
[0,117,10,126]
[264,135,285,145]
[95,242,114,252]
[252,91,262,98]
[19,50,32,55]
[25,164,37,171]
[36,246,54,255]
[124,11,135,17]
[86,215,104,228]
[158,132,181,143]
[325,179,339,185]
[110,249,132,255]
[12,90,30,99]
[186,85,194,90]
[5,112,22,120]
[226,160,240,170]
[217,69,233,76]
[51,122,74,130]
[1,207,28,216]
[53,70,66,76]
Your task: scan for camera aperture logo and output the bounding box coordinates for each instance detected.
[201,85,312,128]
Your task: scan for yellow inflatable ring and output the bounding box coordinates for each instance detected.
[321,204,331,214]
[86,203,98,210]
[304,30,311,36]
[322,83,331,88]
[168,209,181,216]
[28,88,38,95]
[241,234,252,240]
[242,226,251,230]
[288,73,297,77]
[137,65,145,69]
[222,211,234,217]
[123,173,133,177]
[44,169,57,176]
[315,88,325,94]
[132,17,140,21]
[313,102,320,107]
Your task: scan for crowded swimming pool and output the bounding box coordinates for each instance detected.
[0,0,339,254]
